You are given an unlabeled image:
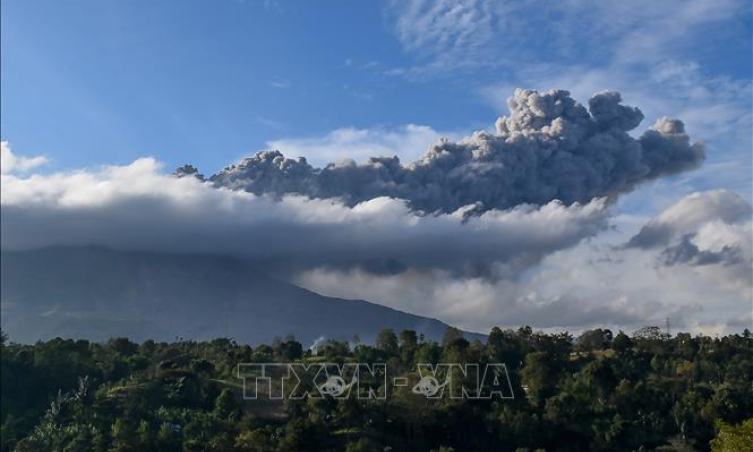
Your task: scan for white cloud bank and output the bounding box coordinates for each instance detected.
[298,190,752,334]
[0,143,609,277]
[627,190,752,291]
[1,141,48,174]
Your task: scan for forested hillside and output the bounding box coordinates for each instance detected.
[1,327,752,452]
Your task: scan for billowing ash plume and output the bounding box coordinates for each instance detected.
[195,89,705,213]
[173,164,205,180]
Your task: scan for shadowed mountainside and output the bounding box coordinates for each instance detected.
[0,246,482,345]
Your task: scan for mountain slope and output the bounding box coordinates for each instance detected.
[0,247,481,345]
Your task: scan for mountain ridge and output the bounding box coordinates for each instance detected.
[0,246,484,345]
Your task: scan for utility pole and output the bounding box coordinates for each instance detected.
[665,317,671,338]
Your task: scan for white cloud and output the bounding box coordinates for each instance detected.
[581,0,743,66]
[627,190,752,248]
[269,79,290,89]
[296,266,661,334]
[0,149,609,277]
[627,190,753,291]
[388,0,497,74]
[387,0,746,76]
[0,142,48,174]
[297,190,752,334]
[264,124,453,167]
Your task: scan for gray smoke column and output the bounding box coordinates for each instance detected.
[205,89,705,213]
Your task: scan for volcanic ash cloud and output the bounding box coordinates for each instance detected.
[207,89,705,213]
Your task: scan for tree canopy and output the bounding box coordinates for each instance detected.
[1,326,751,451]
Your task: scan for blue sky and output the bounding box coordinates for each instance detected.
[3,0,751,185]
[2,0,496,172]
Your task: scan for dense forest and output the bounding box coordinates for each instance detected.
[1,326,752,452]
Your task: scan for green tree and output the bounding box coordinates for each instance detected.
[399,329,418,365]
[279,339,303,361]
[442,327,463,348]
[214,389,241,420]
[612,331,632,353]
[375,328,398,356]
[577,328,613,352]
[521,351,558,407]
[710,418,753,452]
[345,437,381,452]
